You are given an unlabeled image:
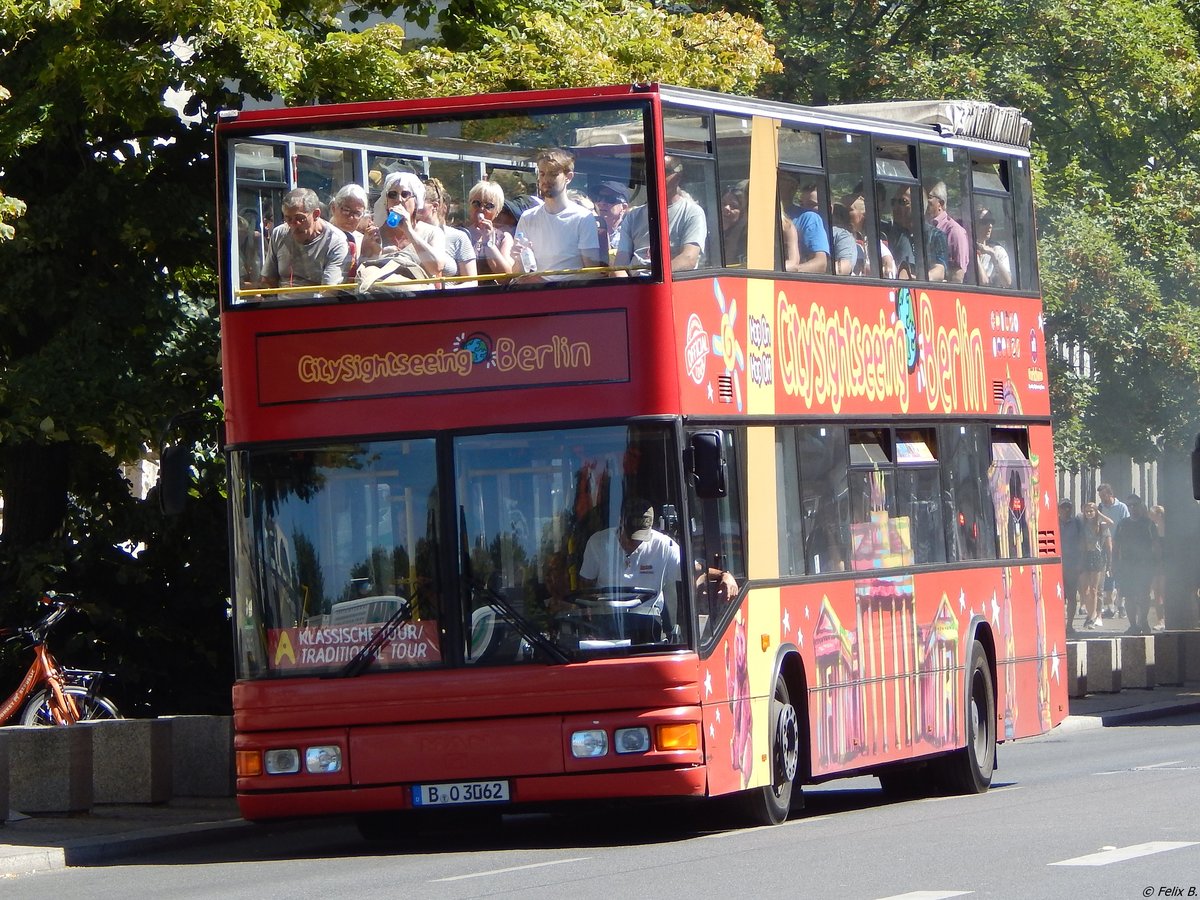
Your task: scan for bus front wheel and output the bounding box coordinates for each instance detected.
[739,674,800,826]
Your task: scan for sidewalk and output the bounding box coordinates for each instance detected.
[2,687,1200,878]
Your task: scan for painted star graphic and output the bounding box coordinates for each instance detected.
[1051,645,1061,684]
[706,382,714,402]
[715,708,722,724]
[782,609,791,636]
[991,592,1001,624]
[959,589,967,612]
[805,605,811,620]
[704,670,713,697]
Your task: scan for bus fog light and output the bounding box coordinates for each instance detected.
[571,729,609,758]
[263,748,301,774]
[614,727,651,754]
[305,746,342,774]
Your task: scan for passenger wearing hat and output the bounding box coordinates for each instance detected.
[616,154,706,275]
[579,496,682,623]
[590,180,630,255]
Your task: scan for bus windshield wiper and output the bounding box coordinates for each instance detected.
[469,575,572,665]
[332,599,415,678]
[459,505,570,665]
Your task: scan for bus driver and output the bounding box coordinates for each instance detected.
[579,498,682,630]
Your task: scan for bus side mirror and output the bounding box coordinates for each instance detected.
[686,431,728,499]
[1193,434,1200,501]
[159,442,193,516]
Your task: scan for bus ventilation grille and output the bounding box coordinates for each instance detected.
[992,381,1006,404]
[1037,530,1057,556]
[718,374,735,404]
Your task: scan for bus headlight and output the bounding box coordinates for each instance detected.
[571,729,609,758]
[305,746,343,774]
[263,748,301,774]
[614,727,651,754]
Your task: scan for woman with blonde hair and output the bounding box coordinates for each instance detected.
[465,180,515,279]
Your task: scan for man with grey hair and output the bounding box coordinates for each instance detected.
[925,180,970,283]
[260,187,349,292]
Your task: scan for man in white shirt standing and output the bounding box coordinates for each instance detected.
[514,148,605,281]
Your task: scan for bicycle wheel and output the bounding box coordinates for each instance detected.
[19,685,122,726]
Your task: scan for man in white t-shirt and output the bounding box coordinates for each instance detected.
[579,498,682,624]
[515,149,604,282]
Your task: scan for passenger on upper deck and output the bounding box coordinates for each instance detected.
[465,181,516,279]
[886,185,947,282]
[514,149,604,280]
[778,173,829,274]
[926,181,970,283]
[830,202,857,276]
[418,177,478,289]
[973,207,1012,288]
[616,154,707,275]
[721,181,748,267]
[359,171,450,282]
[328,183,369,278]
[591,181,630,260]
[260,187,349,293]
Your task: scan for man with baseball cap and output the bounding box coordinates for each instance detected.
[579,496,682,624]
[590,180,630,256]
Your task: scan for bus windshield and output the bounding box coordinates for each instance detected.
[230,423,687,679]
[227,101,654,301]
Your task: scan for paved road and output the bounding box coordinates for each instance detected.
[8,712,1200,899]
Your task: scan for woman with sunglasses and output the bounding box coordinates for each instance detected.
[465,180,515,279]
[360,171,450,283]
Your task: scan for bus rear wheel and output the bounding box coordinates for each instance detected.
[740,674,800,826]
[937,640,996,794]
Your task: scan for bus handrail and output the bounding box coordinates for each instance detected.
[234,265,651,300]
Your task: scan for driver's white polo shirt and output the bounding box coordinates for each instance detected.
[578,528,681,613]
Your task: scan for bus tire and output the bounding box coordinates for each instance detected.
[938,640,995,794]
[740,674,800,826]
[19,686,121,726]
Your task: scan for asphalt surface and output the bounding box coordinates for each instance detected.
[2,679,1199,878]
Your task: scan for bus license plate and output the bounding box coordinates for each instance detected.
[412,780,510,807]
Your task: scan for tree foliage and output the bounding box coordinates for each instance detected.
[0,0,775,712]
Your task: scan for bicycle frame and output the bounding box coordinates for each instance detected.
[0,642,81,725]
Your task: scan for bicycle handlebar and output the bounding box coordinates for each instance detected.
[1,594,77,644]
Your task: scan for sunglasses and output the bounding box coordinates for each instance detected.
[470,199,497,210]
[386,189,415,201]
[594,194,623,205]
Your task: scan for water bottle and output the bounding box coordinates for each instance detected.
[386,209,403,228]
[515,231,537,273]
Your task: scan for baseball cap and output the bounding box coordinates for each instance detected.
[622,498,655,541]
[594,181,630,203]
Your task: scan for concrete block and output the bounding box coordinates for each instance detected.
[1066,641,1088,698]
[163,715,234,798]
[1182,631,1200,683]
[0,731,9,821]
[7,725,92,813]
[1118,635,1155,689]
[1084,638,1121,693]
[86,718,172,804]
[1155,632,1185,686]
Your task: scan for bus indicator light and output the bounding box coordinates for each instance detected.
[235,750,262,777]
[656,723,699,751]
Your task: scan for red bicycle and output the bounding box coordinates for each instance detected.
[0,593,121,726]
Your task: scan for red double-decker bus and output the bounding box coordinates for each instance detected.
[215,84,1066,829]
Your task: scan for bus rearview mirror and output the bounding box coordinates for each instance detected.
[687,431,728,499]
